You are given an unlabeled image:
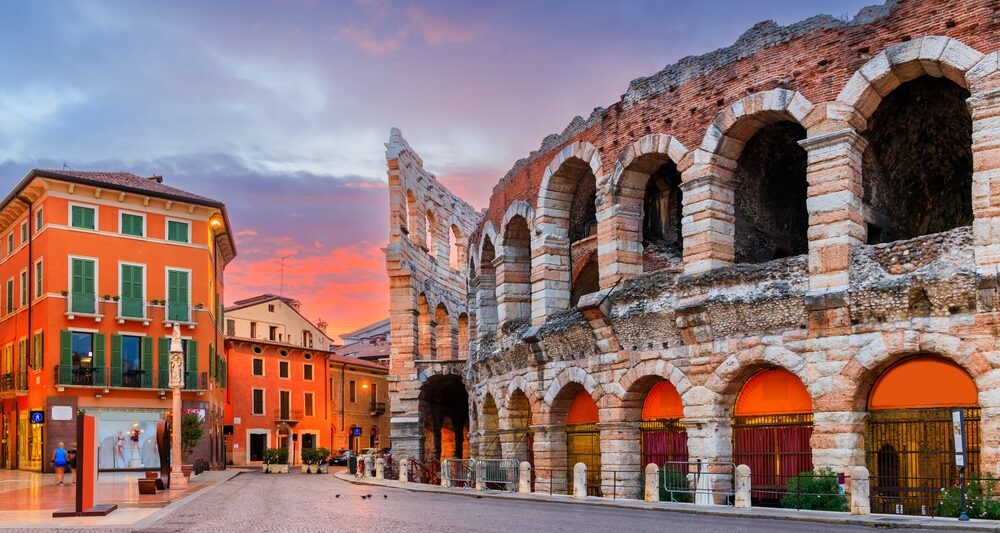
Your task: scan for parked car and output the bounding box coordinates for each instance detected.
[330,450,353,466]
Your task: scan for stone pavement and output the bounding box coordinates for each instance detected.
[0,469,964,533]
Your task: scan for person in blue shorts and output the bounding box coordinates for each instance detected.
[52,442,68,485]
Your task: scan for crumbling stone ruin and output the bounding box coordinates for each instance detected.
[385,0,1000,513]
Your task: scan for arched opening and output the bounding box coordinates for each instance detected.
[571,254,600,306]
[506,389,534,467]
[456,313,469,359]
[862,76,972,243]
[640,380,688,470]
[732,368,813,505]
[476,236,499,335]
[416,294,432,359]
[499,215,531,324]
[425,210,436,257]
[434,303,452,360]
[420,374,470,462]
[406,189,421,243]
[551,386,601,496]
[865,356,980,515]
[734,122,809,263]
[399,190,410,233]
[480,395,500,459]
[449,225,462,271]
[643,160,684,269]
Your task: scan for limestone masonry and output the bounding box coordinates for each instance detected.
[385,0,1000,513]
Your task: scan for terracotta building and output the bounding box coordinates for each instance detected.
[386,0,1000,515]
[224,296,389,465]
[0,169,235,472]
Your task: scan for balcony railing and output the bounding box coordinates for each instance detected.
[16,370,26,391]
[157,370,207,390]
[370,401,386,416]
[69,292,98,315]
[0,373,12,392]
[119,297,146,319]
[55,365,107,387]
[110,367,153,388]
[167,301,190,323]
[274,409,303,422]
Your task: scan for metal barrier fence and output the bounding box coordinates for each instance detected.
[442,458,476,488]
[376,454,399,481]
[408,458,440,485]
[476,459,519,491]
[754,470,846,511]
[660,461,736,505]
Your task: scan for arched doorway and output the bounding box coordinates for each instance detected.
[419,374,470,462]
[732,368,813,505]
[480,395,501,459]
[565,390,601,496]
[865,356,980,515]
[506,389,534,466]
[640,380,688,468]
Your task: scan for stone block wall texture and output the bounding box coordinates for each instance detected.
[386,0,1000,501]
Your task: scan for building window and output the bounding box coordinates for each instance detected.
[167,220,189,243]
[71,331,94,369]
[279,390,291,419]
[252,358,264,376]
[20,221,27,243]
[269,326,278,341]
[250,321,257,338]
[226,319,235,336]
[6,234,12,254]
[252,389,264,415]
[19,271,27,308]
[268,304,275,312]
[34,260,42,298]
[303,363,313,381]
[120,264,144,318]
[304,392,314,417]
[371,382,378,403]
[71,205,96,230]
[349,380,356,403]
[121,213,144,237]
[118,335,145,387]
[70,258,96,314]
[35,209,43,233]
[279,360,289,379]
[166,269,190,322]
[5,279,12,314]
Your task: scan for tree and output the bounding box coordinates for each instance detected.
[181,412,204,461]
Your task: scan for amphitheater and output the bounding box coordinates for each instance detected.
[384,0,1000,514]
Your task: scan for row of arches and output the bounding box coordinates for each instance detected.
[400,189,468,272]
[475,355,980,513]
[468,36,988,330]
[415,293,469,360]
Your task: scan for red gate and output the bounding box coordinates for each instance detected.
[732,413,813,504]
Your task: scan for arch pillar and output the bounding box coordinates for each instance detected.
[596,186,643,286]
[680,171,736,274]
[977,368,1000,473]
[969,88,1000,274]
[475,274,498,339]
[597,420,641,499]
[799,128,868,292]
[531,233,571,324]
[810,410,867,471]
[529,423,567,493]
[495,252,531,325]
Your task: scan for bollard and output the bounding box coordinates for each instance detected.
[441,460,450,487]
[375,458,385,480]
[398,458,409,483]
[473,459,483,490]
[573,462,587,498]
[850,466,871,515]
[644,463,659,502]
[518,462,532,494]
[734,464,751,509]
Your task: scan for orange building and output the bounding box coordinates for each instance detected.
[224,297,389,465]
[0,169,236,472]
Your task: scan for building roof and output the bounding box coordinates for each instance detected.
[340,318,390,342]
[226,293,301,313]
[225,336,387,371]
[335,338,390,362]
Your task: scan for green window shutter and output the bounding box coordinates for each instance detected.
[59,330,71,383]
[209,343,215,382]
[185,339,198,389]
[121,265,143,317]
[141,337,153,388]
[93,333,106,387]
[109,334,121,387]
[36,332,43,370]
[122,213,143,236]
[222,359,227,389]
[71,259,95,314]
[72,206,95,229]
[167,270,189,321]
[168,221,189,243]
[158,337,169,388]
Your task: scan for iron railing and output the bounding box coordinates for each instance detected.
[55,365,107,387]
[600,469,643,500]
[119,297,146,319]
[442,458,476,488]
[156,369,208,390]
[274,409,304,421]
[370,401,386,416]
[660,460,736,505]
[0,373,13,392]
[531,468,569,495]
[69,292,97,314]
[407,458,440,485]
[566,423,601,496]
[476,459,519,491]
[110,367,153,388]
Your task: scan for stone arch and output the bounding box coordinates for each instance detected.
[416,293,433,359]
[836,36,983,123]
[448,224,463,271]
[418,372,470,461]
[701,345,811,417]
[600,134,689,282]
[425,209,437,257]
[475,226,499,339]
[434,302,453,360]
[532,141,604,323]
[615,358,692,413]
[478,222,498,266]
[456,313,469,359]
[543,366,603,411]
[405,188,424,246]
[479,393,501,459]
[503,374,542,424]
[497,202,534,325]
[570,249,599,306]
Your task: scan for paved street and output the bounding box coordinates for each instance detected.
[17,470,954,533]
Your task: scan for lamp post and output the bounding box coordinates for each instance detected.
[169,324,188,487]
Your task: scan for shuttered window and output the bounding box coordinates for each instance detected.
[120,264,144,318]
[167,220,189,243]
[167,269,190,322]
[70,259,96,314]
[71,205,96,230]
[121,213,144,237]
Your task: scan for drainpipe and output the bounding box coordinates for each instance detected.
[15,196,33,472]
[341,362,347,447]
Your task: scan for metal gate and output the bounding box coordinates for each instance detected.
[866,407,981,516]
[477,459,520,491]
[640,419,688,467]
[566,423,601,496]
[732,413,813,504]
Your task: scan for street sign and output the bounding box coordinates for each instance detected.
[29,410,44,424]
[351,427,362,437]
[952,409,966,466]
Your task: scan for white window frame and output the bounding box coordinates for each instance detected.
[118,261,147,319]
[67,255,100,315]
[33,258,43,299]
[20,221,27,244]
[18,269,27,308]
[303,363,314,382]
[118,210,147,238]
[303,392,315,418]
[5,233,12,255]
[252,357,265,377]
[251,388,266,415]
[165,218,191,243]
[4,278,12,314]
[164,266,193,322]
[246,429,270,462]
[278,360,290,380]
[67,202,99,231]
[34,208,43,233]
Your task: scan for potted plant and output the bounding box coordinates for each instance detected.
[180,412,204,479]
[60,290,68,297]
[265,447,289,473]
[112,295,120,302]
[300,448,317,474]
[316,448,331,474]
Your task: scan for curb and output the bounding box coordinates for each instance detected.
[334,473,1000,532]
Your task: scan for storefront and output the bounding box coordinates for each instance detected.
[81,407,166,471]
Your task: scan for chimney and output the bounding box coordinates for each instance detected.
[148,175,163,183]
[316,318,328,333]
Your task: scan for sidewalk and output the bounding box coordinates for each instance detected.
[0,468,247,529]
[335,472,1000,532]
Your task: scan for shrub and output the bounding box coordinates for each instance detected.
[316,448,332,464]
[264,447,289,465]
[301,448,318,464]
[180,413,203,461]
[938,473,1000,519]
[780,468,846,512]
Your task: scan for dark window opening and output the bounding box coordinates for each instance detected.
[568,166,597,243]
[642,159,684,265]
[571,258,600,306]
